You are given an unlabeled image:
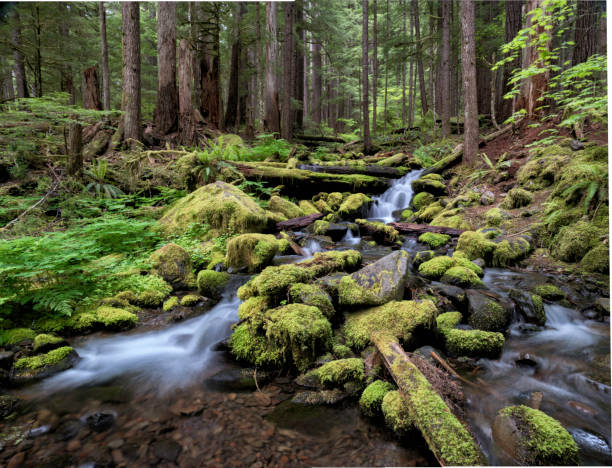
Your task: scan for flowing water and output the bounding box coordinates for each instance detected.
[369,169,424,222]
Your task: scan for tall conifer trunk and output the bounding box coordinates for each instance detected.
[121,2,142,146]
[154,2,178,135]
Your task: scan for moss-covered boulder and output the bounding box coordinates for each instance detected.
[381,391,414,434]
[342,300,437,350]
[301,358,365,389]
[159,181,268,235]
[492,405,579,465]
[180,294,201,307]
[441,328,505,358]
[377,152,409,167]
[418,232,450,249]
[225,234,284,273]
[360,380,395,417]
[411,175,447,196]
[338,250,411,308]
[337,193,372,219]
[411,192,435,211]
[299,200,321,215]
[456,231,496,261]
[0,328,36,346]
[12,347,79,384]
[552,220,603,262]
[288,283,335,319]
[466,289,512,332]
[33,334,67,353]
[355,219,399,245]
[580,245,610,273]
[533,284,565,300]
[485,207,506,227]
[417,202,444,222]
[492,237,531,267]
[149,243,196,290]
[441,266,484,288]
[197,270,230,299]
[430,208,471,230]
[509,290,545,326]
[501,188,533,209]
[269,196,305,219]
[122,274,173,308]
[413,250,435,267]
[92,306,139,330]
[162,296,179,312]
[418,256,454,279]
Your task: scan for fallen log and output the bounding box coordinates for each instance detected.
[294,134,345,143]
[298,164,405,178]
[276,213,324,231]
[372,333,487,466]
[388,222,465,237]
[229,161,391,197]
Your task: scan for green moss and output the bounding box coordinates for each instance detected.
[159,181,268,235]
[33,334,64,352]
[436,311,462,331]
[337,193,372,218]
[197,270,230,298]
[531,294,546,324]
[533,284,565,300]
[355,219,399,244]
[149,243,195,289]
[552,220,601,262]
[442,328,504,358]
[456,231,496,260]
[381,390,413,433]
[441,266,484,288]
[269,195,304,219]
[452,253,483,276]
[360,380,395,417]
[417,202,444,222]
[237,296,270,325]
[492,238,531,267]
[312,220,330,235]
[412,192,435,211]
[430,210,471,230]
[400,209,415,221]
[313,198,333,214]
[418,232,450,249]
[485,207,504,227]
[496,405,579,465]
[0,328,35,346]
[93,306,138,329]
[502,188,533,209]
[343,300,437,350]
[468,298,508,332]
[118,274,172,308]
[225,234,283,273]
[180,294,200,306]
[377,152,408,166]
[15,346,75,370]
[413,250,434,266]
[253,264,314,297]
[228,323,284,367]
[326,192,344,210]
[237,279,257,300]
[477,227,503,239]
[412,177,447,195]
[299,200,321,215]
[418,256,454,279]
[288,283,335,318]
[580,245,610,273]
[163,296,179,312]
[332,344,352,358]
[316,358,365,387]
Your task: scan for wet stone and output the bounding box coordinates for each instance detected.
[84,410,116,433]
[53,418,82,441]
[151,439,182,462]
[0,351,15,370]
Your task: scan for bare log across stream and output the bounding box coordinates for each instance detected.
[229,161,391,197]
[388,222,465,237]
[372,333,487,466]
[276,213,323,231]
[297,164,405,178]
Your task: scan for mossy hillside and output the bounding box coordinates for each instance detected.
[14,346,76,371]
[360,380,395,417]
[381,391,414,434]
[269,195,304,219]
[288,283,335,319]
[485,207,505,227]
[418,232,450,249]
[342,300,437,350]
[225,234,284,273]
[516,144,573,190]
[441,328,504,358]
[493,405,579,465]
[0,328,36,346]
[149,243,196,289]
[197,270,230,299]
[533,284,565,300]
[159,181,268,235]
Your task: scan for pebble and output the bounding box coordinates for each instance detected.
[107,438,124,449]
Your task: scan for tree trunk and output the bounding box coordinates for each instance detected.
[372,0,378,134]
[0,57,15,100]
[83,66,103,110]
[412,0,428,115]
[224,4,243,131]
[312,29,322,124]
[33,5,42,97]
[407,4,415,128]
[401,0,407,127]
[383,0,389,134]
[178,39,195,146]
[572,0,603,65]
[121,2,142,146]
[264,2,281,134]
[68,118,83,176]
[12,11,28,99]
[440,0,451,137]
[246,43,257,139]
[154,2,178,136]
[200,5,222,128]
[501,0,522,121]
[303,29,309,121]
[99,2,111,110]
[281,2,295,140]
[294,0,304,132]
[362,0,371,153]
[58,3,74,104]
[460,0,478,166]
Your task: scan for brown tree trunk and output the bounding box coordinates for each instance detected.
[501,0,522,121]
[33,5,42,97]
[178,39,195,146]
[407,3,415,128]
[312,29,322,124]
[12,11,28,99]
[383,0,389,133]
[256,3,263,128]
[83,66,102,110]
[412,0,428,115]
[372,0,378,133]
[0,57,14,100]
[99,2,111,110]
[401,0,407,127]
[294,0,304,132]
[121,2,142,146]
[362,0,371,153]
[440,0,451,137]
[58,3,74,104]
[281,2,295,140]
[460,0,478,166]
[154,2,177,136]
[200,4,221,128]
[224,4,243,131]
[68,118,83,176]
[572,0,603,65]
[264,2,280,134]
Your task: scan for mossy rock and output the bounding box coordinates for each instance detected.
[533,284,565,300]
[485,207,506,227]
[456,231,496,261]
[197,270,230,299]
[313,358,365,388]
[269,196,305,219]
[159,181,268,235]
[501,188,533,209]
[411,192,435,211]
[552,220,602,263]
[580,245,610,273]
[466,289,512,332]
[411,177,447,196]
[116,274,173,308]
[492,237,531,267]
[355,219,399,245]
[0,328,36,346]
[430,208,471,230]
[338,250,411,308]
[342,300,437,350]
[225,234,284,273]
[337,193,372,219]
[360,380,395,417]
[149,243,196,290]
[509,289,546,326]
[299,200,321,215]
[417,202,444,222]
[288,283,335,319]
[451,252,483,276]
[180,294,201,307]
[33,334,67,353]
[441,328,504,358]
[93,306,139,330]
[332,344,353,358]
[12,347,79,384]
[162,296,179,312]
[413,250,435,267]
[311,220,330,236]
[377,153,409,167]
[418,256,454,279]
[418,232,450,249]
[441,266,484,288]
[381,391,413,434]
[436,311,463,331]
[492,405,579,465]
[215,134,244,148]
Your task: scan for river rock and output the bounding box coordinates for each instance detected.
[11,347,80,385]
[325,223,350,242]
[0,351,14,370]
[206,367,272,392]
[508,289,546,326]
[84,410,116,432]
[0,395,19,419]
[466,289,513,333]
[149,243,196,290]
[314,272,348,303]
[570,139,585,151]
[151,438,182,462]
[480,191,495,205]
[430,282,467,311]
[338,250,411,308]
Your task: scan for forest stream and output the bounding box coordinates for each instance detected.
[2,170,610,467]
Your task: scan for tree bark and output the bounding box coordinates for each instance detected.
[0,57,14,101]
[99,2,111,110]
[58,3,74,104]
[407,4,415,129]
[264,2,281,134]
[362,0,371,153]
[412,0,428,115]
[281,3,295,140]
[178,39,195,146]
[501,0,522,121]
[389,222,465,236]
[68,118,83,176]
[154,2,178,136]
[460,0,478,167]
[12,11,29,99]
[312,40,322,125]
[383,0,389,134]
[294,0,304,132]
[372,0,378,133]
[440,0,451,138]
[401,0,407,127]
[121,2,142,146]
[572,0,603,65]
[33,5,42,97]
[83,66,102,110]
[200,4,222,128]
[224,4,243,131]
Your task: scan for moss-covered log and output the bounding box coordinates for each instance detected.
[229,161,391,196]
[276,213,324,231]
[372,333,487,466]
[389,222,465,237]
[297,164,405,178]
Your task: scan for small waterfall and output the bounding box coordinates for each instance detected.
[369,169,424,223]
[302,238,323,257]
[342,229,361,246]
